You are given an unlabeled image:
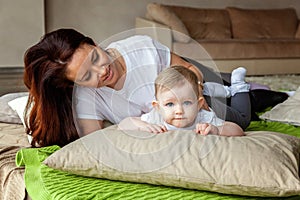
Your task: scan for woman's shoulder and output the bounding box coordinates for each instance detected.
[108,35,153,48]
[126,35,153,41]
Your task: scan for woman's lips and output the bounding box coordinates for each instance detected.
[103,66,112,82]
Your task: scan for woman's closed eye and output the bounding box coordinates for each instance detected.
[81,71,91,81]
[91,49,99,65]
[80,48,99,82]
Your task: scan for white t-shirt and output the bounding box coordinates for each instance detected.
[140,108,224,131]
[74,35,171,123]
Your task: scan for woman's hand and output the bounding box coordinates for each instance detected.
[137,123,167,133]
[118,117,167,133]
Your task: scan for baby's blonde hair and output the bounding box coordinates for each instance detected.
[155,65,201,98]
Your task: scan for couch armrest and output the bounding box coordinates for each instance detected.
[295,19,300,39]
[135,17,172,50]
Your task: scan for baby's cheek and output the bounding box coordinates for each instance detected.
[159,109,172,121]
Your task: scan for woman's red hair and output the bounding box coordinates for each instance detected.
[23,28,95,147]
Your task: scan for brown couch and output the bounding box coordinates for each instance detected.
[136,3,300,75]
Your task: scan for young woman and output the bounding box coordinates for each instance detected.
[23,28,286,147]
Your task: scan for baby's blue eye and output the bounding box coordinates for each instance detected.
[183,101,192,106]
[165,102,174,107]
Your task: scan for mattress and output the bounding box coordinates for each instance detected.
[0,123,30,200]
[15,121,300,200]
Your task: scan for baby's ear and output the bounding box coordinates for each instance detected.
[199,97,210,111]
[197,97,206,110]
[152,100,159,110]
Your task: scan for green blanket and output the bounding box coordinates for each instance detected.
[16,121,300,200]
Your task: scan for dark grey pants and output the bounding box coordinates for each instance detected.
[204,94,251,130]
[183,57,251,130]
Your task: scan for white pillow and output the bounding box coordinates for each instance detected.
[0,92,28,124]
[260,86,300,126]
[44,126,300,197]
[8,96,29,127]
[8,95,32,143]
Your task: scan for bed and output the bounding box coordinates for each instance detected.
[1,76,300,200]
[0,123,30,200]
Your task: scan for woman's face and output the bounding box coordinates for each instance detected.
[66,43,123,88]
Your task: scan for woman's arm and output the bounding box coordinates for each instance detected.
[118,117,167,133]
[77,119,104,136]
[170,52,204,83]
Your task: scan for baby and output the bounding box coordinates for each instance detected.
[118,65,244,136]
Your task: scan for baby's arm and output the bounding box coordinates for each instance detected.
[196,122,245,136]
[118,117,167,133]
[218,121,245,136]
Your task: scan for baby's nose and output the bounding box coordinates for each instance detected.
[175,105,184,114]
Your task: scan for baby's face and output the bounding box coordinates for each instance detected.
[155,83,200,128]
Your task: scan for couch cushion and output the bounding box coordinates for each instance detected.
[173,39,300,60]
[165,6,232,40]
[146,3,191,43]
[227,7,298,39]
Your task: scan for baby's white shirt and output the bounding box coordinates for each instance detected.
[141,108,224,130]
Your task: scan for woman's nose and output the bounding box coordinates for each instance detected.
[92,64,108,76]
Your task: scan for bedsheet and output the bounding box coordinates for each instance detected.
[0,123,30,200]
[16,121,300,200]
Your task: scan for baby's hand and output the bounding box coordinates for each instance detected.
[195,123,219,135]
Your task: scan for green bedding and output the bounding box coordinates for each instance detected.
[16,121,300,200]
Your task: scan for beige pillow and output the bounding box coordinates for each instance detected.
[260,86,300,126]
[44,126,300,197]
[146,3,191,43]
[227,7,298,39]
